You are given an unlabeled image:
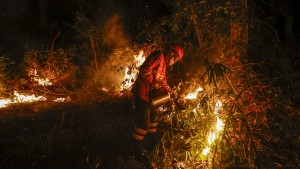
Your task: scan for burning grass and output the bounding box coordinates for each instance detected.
[0,40,298,169]
[0,2,299,168]
[148,58,299,168]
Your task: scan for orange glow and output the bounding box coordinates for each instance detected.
[201,100,224,156]
[184,87,203,100]
[121,50,145,90]
[207,131,216,145]
[0,91,68,109]
[202,147,210,156]
[13,91,46,102]
[28,68,52,86]
[216,117,224,131]
[0,99,11,108]
[33,77,52,86]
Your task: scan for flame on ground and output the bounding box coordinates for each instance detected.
[0,91,66,108]
[183,87,225,157]
[0,99,11,108]
[201,100,224,156]
[13,91,46,102]
[184,87,203,100]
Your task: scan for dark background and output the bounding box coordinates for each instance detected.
[0,0,169,59]
[0,0,299,59]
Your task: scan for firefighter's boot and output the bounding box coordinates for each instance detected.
[133,139,147,162]
[147,132,161,151]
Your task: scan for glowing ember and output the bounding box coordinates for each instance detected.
[184,87,203,100]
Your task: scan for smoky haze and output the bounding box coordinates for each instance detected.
[103,14,129,49]
[91,14,136,91]
[0,0,168,90]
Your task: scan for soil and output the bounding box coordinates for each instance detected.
[0,95,150,169]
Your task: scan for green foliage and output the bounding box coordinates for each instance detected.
[139,0,232,49]
[203,59,230,88]
[146,1,298,168]
[153,97,221,168]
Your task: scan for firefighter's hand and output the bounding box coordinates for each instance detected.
[168,89,175,98]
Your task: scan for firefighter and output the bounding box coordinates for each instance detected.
[131,45,184,161]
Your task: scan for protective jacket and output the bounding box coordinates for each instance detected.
[131,50,172,102]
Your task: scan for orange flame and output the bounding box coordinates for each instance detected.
[121,50,145,90]
[201,100,224,156]
[184,87,203,100]
[28,68,52,86]
[0,91,68,108]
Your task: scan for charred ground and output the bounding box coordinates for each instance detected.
[0,93,150,169]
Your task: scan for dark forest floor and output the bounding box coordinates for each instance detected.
[0,94,150,169]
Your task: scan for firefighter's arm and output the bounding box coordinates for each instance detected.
[161,77,174,94]
[139,52,162,83]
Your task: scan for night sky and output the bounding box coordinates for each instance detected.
[0,0,299,59]
[0,0,169,58]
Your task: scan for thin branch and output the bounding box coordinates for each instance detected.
[47,31,61,65]
[89,34,98,72]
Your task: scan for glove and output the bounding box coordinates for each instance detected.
[167,88,175,98]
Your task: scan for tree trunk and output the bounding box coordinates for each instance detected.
[191,8,203,48]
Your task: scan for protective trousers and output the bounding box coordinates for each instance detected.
[133,96,158,143]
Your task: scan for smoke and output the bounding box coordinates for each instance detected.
[91,14,135,91]
[93,48,137,91]
[103,14,129,49]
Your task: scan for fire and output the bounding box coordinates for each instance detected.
[201,100,224,156]
[134,50,146,66]
[202,147,210,156]
[214,100,222,114]
[184,87,203,100]
[182,86,225,157]
[207,131,216,145]
[122,67,135,90]
[216,117,224,131]
[0,67,69,109]
[121,50,145,90]
[28,68,52,86]
[0,91,47,108]
[13,91,46,102]
[53,97,65,102]
[33,77,52,86]
[0,99,11,108]
[0,91,69,108]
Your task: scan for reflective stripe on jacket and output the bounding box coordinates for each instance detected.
[131,50,171,102]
